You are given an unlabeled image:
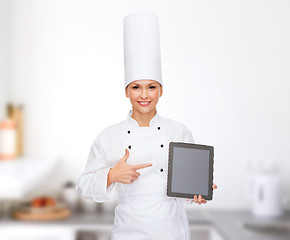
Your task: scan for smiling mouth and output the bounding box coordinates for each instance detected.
[138,101,151,106]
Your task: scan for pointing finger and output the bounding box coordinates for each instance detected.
[132,163,153,170]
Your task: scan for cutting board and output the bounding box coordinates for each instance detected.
[13,204,71,221]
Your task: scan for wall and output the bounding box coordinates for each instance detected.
[0,0,8,119]
[5,0,290,209]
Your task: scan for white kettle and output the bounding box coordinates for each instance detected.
[249,173,283,218]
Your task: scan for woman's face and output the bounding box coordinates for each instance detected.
[125,79,163,115]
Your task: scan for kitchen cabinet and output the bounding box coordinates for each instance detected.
[0,226,75,240]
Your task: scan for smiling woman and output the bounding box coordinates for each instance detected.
[125,80,163,127]
[76,12,217,240]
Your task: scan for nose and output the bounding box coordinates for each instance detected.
[141,88,148,99]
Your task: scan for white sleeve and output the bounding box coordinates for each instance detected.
[76,133,117,202]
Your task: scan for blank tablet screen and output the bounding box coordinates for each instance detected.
[167,142,214,200]
[172,147,209,195]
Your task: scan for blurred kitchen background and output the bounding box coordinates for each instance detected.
[0,0,290,239]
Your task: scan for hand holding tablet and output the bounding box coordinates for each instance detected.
[187,183,218,205]
[167,142,217,203]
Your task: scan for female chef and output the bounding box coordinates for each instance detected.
[77,13,217,240]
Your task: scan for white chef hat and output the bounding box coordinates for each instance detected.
[123,12,163,88]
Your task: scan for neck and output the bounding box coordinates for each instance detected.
[131,108,157,127]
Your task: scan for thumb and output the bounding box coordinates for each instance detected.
[121,148,130,162]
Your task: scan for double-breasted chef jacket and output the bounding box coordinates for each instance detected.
[77,110,195,240]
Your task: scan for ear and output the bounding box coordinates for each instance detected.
[125,87,129,98]
[159,85,163,97]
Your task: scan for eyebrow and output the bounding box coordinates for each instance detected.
[132,83,157,86]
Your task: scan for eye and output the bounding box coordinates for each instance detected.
[132,86,139,89]
[149,86,156,89]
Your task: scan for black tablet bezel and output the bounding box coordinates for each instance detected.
[167,142,214,200]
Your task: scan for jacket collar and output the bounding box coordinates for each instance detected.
[127,110,160,128]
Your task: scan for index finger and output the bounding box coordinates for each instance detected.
[131,163,152,170]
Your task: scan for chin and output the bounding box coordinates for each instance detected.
[137,108,156,114]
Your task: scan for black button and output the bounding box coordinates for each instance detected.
[160,168,163,172]
[161,144,164,148]
[158,127,161,130]
[128,145,131,149]
[127,130,130,134]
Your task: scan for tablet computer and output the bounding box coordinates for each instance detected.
[167,142,214,200]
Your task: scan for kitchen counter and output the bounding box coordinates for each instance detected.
[1,209,290,240]
[187,210,290,240]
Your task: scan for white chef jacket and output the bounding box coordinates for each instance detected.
[77,110,195,240]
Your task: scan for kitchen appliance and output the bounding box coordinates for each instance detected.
[61,181,79,211]
[249,173,283,217]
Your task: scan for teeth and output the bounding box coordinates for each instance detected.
[139,101,150,105]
